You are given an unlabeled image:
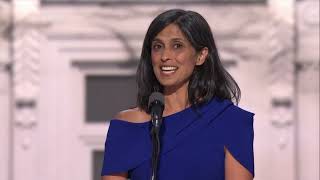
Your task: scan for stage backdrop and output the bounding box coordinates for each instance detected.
[0,0,318,180]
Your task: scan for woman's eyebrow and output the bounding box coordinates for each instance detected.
[152,37,185,43]
[152,38,162,43]
[171,38,185,42]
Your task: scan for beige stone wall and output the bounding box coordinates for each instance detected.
[0,0,319,180]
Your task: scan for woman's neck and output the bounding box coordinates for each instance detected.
[163,83,190,116]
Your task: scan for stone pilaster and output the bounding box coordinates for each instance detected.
[267,0,296,180]
[12,0,47,180]
[0,1,12,180]
[296,1,320,180]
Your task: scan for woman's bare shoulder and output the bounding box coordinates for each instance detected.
[114,107,150,123]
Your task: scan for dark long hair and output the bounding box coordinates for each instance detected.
[136,9,241,112]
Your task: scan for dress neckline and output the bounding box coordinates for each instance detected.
[110,103,193,126]
[110,97,218,126]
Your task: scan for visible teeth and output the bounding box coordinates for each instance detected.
[161,66,178,71]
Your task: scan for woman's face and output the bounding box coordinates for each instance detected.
[151,24,205,92]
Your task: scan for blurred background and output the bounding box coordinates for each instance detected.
[0,0,319,180]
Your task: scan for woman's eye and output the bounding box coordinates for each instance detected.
[152,44,162,50]
[173,43,183,49]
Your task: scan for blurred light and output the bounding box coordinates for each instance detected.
[13,0,39,21]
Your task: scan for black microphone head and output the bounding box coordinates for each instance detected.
[148,92,165,127]
[148,92,164,108]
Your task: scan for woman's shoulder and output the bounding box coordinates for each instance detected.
[102,109,152,177]
[228,103,254,116]
[114,107,151,123]
[219,103,255,128]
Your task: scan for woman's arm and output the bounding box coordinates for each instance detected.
[101,173,127,180]
[225,148,253,180]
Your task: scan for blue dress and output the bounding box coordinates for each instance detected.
[101,98,255,180]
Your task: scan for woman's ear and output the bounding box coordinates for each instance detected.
[196,47,209,66]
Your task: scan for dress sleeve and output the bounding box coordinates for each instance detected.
[101,120,151,176]
[223,106,255,177]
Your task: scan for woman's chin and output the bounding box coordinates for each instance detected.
[160,81,189,92]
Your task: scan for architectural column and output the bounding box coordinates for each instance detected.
[296,0,320,180]
[267,0,296,180]
[12,0,46,180]
[0,1,12,180]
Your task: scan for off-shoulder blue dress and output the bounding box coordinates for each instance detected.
[101,98,255,180]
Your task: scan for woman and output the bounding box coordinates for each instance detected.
[101,9,254,180]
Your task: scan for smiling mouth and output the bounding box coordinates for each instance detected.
[160,66,178,74]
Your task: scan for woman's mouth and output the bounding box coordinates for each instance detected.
[160,66,178,74]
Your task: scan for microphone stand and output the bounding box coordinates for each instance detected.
[148,93,164,180]
[150,114,162,180]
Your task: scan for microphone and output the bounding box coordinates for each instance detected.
[148,92,165,131]
[148,92,164,180]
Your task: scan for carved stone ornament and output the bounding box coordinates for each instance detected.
[12,11,48,150]
[13,26,43,130]
[267,0,295,150]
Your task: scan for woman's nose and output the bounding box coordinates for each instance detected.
[160,48,172,62]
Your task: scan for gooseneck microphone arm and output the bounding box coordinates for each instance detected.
[148,92,164,180]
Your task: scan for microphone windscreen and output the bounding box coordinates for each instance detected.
[148,92,164,108]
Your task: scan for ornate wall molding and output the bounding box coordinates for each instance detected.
[12,0,49,151]
[265,1,297,180]
[11,1,50,178]
[43,4,269,68]
[13,21,46,148]
[267,0,295,150]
